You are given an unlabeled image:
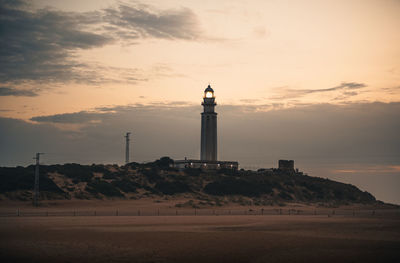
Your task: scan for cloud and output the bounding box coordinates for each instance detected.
[31,111,105,124]
[30,103,198,124]
[239,99,261,103]
[0,0,26,8]
[0,3,111,84]
[103,4,201,41]
[0,87,38,97]
[3,102,400,202]
[296,81,366,95]
[332,91,359,101]
[271,82,367,100]
[381,86,400,95]
[27,101,400,167]
[332,165,400,174]
[0,1,202,87]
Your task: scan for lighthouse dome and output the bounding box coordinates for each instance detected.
[204,85,214,98]
[205,85,214,93]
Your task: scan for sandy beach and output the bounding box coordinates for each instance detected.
[0,200,399,263]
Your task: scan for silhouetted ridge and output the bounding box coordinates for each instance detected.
[0,158,376,204]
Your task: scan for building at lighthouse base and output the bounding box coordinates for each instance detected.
[174,159,239,171]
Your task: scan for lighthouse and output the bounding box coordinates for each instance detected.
[174,84,238,170]
[201,85,218,161]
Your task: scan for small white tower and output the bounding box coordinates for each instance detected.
[201,85,217,161]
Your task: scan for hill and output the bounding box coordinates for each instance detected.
[0,157,377,206]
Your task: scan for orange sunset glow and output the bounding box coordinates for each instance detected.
[0,0,399,203]
[1,1,400,263]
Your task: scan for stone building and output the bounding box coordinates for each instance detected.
[278,160,295,172]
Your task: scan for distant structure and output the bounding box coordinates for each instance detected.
[125,132,131,164]
[33,152,44,206]
[175,85,238,170]
[278,160,294,172]
[256,160,303,176]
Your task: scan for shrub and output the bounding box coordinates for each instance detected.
[278,191,293,200]
[184,168,202,177]
[141,168,162,182]
[86,180,124,197]
[0,167,64,193]
[155,181,191,195]
[217,168,238,176]
[154,157,174,169]
[44,163,93,182]
[204,177,272,197]
[112,178,139,193]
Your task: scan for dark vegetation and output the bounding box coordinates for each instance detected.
[41,164,94,183]
[0,167,65,196]
[0,157,376,204]
[86,179,124,197]
[204,177,272,197]
[155,181,191,195]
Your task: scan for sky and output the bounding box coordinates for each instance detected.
[0,0,399,204]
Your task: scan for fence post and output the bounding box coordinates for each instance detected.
[176,210,178,216]
[17,208,20,217]
[137,209,140,216]
[229,210,231,215]
[73,210,76,216]
[261,208,264,215]
[194,209,197,216]
[94,210,96,216]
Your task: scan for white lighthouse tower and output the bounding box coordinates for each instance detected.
[201,85,217,161]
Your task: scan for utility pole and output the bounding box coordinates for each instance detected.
[125,132,131,164]
[33,153,44,207]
